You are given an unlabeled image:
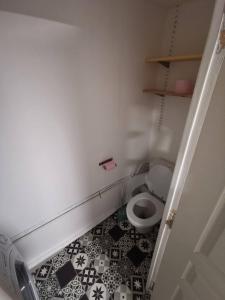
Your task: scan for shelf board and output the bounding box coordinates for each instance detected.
[143,88,192,98]
[145,54,202,68]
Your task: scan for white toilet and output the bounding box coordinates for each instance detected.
[126,158,174,233]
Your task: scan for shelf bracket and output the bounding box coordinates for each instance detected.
[159,61,170,68]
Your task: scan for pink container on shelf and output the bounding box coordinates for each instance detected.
[175,79,194,95]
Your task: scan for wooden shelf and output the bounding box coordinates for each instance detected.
[145,54,202,68]
[143,88,192,98]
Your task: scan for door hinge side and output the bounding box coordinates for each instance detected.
[166,209,177,229]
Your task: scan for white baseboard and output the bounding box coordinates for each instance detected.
[28,205,120,270]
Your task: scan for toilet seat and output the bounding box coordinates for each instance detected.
[126,192,164,229]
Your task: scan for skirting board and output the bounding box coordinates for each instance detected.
[27,204,121,271]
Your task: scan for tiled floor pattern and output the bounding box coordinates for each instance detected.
[33,206,160,300]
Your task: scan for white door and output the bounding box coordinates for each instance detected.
[172,188,225,300]
[151,17,225,300]
[147,0,225,291]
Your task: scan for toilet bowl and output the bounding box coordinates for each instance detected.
[126,192,164,233]
[126,158,174,233]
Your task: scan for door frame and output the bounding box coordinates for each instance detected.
[147,0,225,291]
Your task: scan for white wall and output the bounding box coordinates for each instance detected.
[148,0,214,162]
[0,1,166,267]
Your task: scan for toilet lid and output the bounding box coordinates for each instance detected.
[126,192,164,228]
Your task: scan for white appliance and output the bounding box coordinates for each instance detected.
[0,234,39,300]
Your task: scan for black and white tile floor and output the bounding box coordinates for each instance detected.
[33,206,160,300]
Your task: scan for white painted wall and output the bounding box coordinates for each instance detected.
[0,1,166,267]
[148,0,214,162]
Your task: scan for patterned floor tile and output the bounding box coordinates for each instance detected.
[85,239,103,261]
[102,217,117,233]
[101,267,122,294]
[34,260,53,282]
[117,258,135,280]
[86,281,110,300]
[115,234,134,255]
[108,225,125,242]
[127,275,145,296]
[113,284,132,300]
[52,249,71,274]
[34,205,159,300]
[109,260,119,268]
[79,232,94,247]
[56,260,77,289]
[138,239,153,253]
[127,228,144,243]
[112,211,119,221]
[146,224,160,243]
[127,246,147,268]
[94,254,110,274]
[144,292,151,300]
[133,295,144,300]
[78,266,99,291]
[98,235,115,252]
[34,279,42,290]
[66,240,84,258]
[105,245,123,266]
[72,252,90,272]
[38,275,60,300]
[92,224,105,239]
[135,257,151,277]
[118,220,132,231]
[61,276,85,300]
